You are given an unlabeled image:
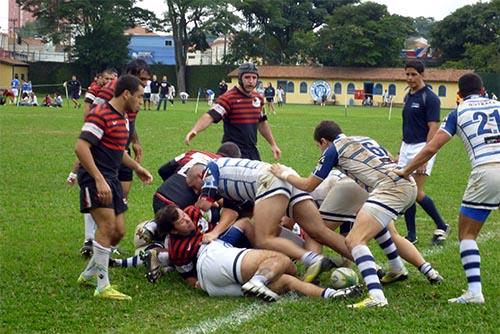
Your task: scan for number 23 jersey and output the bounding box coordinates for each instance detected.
[441,95,500,168]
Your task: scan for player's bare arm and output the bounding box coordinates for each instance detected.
[258,121,281,160]
[270,163,321,192]
[75,139,112,205]
[185,113,215,145]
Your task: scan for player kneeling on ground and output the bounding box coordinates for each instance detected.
[156,205,361,301]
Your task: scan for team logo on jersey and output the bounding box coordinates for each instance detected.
[411,102,420,108]
[252,97,261,108]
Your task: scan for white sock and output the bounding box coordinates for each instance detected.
[84,214,96,241]
[81,256,96,279]
[460,239,482,294]
[93,240,111,291]
[301,251,322,267]
[158,252,170,266]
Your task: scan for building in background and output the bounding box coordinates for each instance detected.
[0,57,29,89]
[126,27,175,65]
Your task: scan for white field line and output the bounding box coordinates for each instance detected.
[179,223,498,334]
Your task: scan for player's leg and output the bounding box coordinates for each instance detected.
[448,211,486,304]
[385,222,442,284]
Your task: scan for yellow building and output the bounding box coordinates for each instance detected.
[0,57,29,90]
[228,66,473,109]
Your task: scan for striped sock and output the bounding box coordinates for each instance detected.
[418,262,437,279]
[460,239,481,294]
[352,245,385,300]
[93,240,111,291]
[321,288,337,298]
[301,251,321,267]
[111,255,143,268]
[375,228,405,273]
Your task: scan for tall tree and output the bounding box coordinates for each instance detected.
[162,0,238,92]
[315,2,414,67]
[232,0,358,64]
[430,0,499,63]
[17,0,157,71]
[412,16,435,39]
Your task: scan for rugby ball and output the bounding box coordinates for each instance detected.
[330,267,359,289]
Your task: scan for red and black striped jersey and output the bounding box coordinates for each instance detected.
[84,81,101,105]
[207,86,266,150]
[168,205,216,278]
[78,102,129,182]
[94,79,138,124]
[158,150,220,181]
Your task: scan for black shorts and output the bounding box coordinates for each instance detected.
[118,164,133,182]
[70,91,80,99]
[143,93,151,101]
[79,178,127,214]
[153,175,198,213]
[266,97,274,103]
[239,146,261,161]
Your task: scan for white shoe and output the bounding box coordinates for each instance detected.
[242,280,280,302]
[448,290,484,304]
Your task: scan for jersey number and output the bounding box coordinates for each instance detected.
[362,142,389,157]
[473,110,500,135]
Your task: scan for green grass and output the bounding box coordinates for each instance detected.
[1,102,499,333]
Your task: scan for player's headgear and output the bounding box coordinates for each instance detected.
[238,63,259,87]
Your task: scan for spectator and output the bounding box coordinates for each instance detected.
[53,92,63,108]
[157,76,170,111]
[180,91,189,104]
[206,89,215,106]
[218,80,228,96]
[42,94,53,107]
[150,75,160,107]
[264,82,276,114]
[277,86,285,107]
[11,75,20,105]
[66,75,81,108]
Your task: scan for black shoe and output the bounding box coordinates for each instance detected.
[431,224,450,246]
[405,236,418,245]
[80,239,93,258]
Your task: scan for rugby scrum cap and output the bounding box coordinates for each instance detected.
[238,63,259,79]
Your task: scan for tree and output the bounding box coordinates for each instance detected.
[17,0,157,72]
[430,0,499,62]
[162,0,238,92]
[316,2,414,67]
[412,17,435,39]
[232,0,359,64]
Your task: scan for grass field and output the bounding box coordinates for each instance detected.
[1,101,498,333]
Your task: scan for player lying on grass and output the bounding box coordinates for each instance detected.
[155,204,361,301]
[271,120,417,309]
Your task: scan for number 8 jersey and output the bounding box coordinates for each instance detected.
[441,95,500,168]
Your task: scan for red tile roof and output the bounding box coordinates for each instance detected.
[0,57,29,66]
[228,65,473,82]
[125,26,157,36]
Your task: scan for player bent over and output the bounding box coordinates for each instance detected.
[156,205,360,301]
[75,75,153,300]
[395,73,500,304]
[271,120,417,308]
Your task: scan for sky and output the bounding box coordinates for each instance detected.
[0,0,489,34]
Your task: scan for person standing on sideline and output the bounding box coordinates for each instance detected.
[66,75,82,108]
[157,76,170,111]
[167,83,175,107]
[218,80,228,96]
[395,73,499,304]
[11,75,20,105]
[277,85,285,107]
[75,75,153,300]
[264,82,276,114]
[185,63,281,161]
[143,78,152,110]
[150,75,160,108]
[397,60,449,245]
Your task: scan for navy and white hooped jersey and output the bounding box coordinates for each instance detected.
[313,134,401,192]
[201,158,268,203]
[441,95,500,168]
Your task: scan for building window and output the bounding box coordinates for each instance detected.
[20,73,25,80]
[165,40,172,47]
[300,82,307,94]
[438,85,446,97]
[374,83,383,95]
[286,81,294,93]
[334,82,342,94]
[388,84,396,96]
[347,83,355,94]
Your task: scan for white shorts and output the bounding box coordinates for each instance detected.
[255,169,312,207]
[150,93,160,104]
[196,240,251,297]
[12,88,18,97]
[317,178,368,223]
[462,163,500,210]
[361,179,417,228]
[398,141,437,175]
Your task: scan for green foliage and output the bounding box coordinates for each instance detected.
[0,103,499,333]
[411,16,435,39]
[316,2,413,67]
[430,0,500,64]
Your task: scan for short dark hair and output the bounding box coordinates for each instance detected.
[114,74,143,97]
[314,120,343,142]
[458,73,483,98]
[217,142,241,158]
[155,205,179,236]
[126,59,151,77]
[405,60,425,74]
